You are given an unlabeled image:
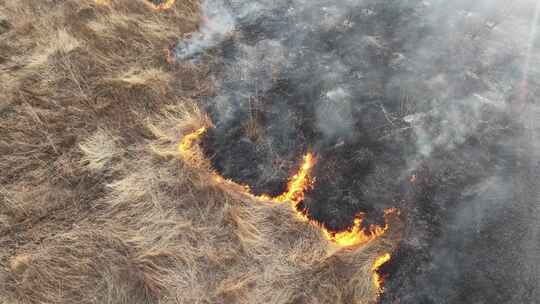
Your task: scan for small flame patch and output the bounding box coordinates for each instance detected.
[179,127,207,154]
[322,216,387,247]
[371,253,391,295]
[272,152,316,222]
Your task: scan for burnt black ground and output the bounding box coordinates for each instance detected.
[382,125,540,304]
[182,0,540,302]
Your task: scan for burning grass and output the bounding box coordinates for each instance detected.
[180,127,399,249]
[0,0,402,303]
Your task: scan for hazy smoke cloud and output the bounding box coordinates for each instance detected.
[174,0,234,60]
[404,94,505,157]
[316,88,354,140]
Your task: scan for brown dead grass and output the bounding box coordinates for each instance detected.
[0,1,401,303]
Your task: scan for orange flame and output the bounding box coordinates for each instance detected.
[178,127,395,249]
[322,216,387,247]
[274,153,315,203]
[371,253,391,295]
[273,153,316,221]
[322,208,398,247]
[179,127,207,154]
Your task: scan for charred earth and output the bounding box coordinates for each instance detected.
[180,0,540,303]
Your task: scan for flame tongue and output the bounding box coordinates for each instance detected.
[148,0,176,11]
[371,253,391,295]
[275,153,316,204]
[322,216,388,247]
[179,127,207,154]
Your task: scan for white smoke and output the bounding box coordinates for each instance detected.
[174,0,234,60]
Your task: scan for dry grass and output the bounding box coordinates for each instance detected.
[0,1,401,303]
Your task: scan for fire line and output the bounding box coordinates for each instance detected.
[178,127,397,248]
[179,127,207,154]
